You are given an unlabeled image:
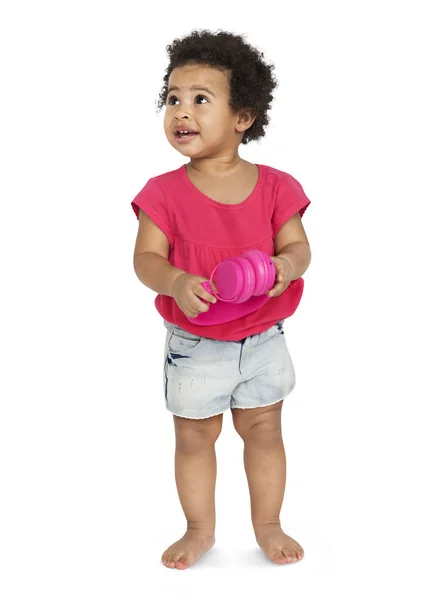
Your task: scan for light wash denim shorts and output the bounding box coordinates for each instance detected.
[162,319,296,419]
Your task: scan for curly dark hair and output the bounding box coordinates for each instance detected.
[157,30,278,144]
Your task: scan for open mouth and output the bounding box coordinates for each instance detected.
[175,130,199,139]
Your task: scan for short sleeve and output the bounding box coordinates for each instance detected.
[272,173,311,237]
[131,178,174,245]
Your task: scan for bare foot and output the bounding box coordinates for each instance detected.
[255,524,304,565]
[161,529,215,569]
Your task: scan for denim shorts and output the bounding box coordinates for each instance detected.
[162,319,296,420]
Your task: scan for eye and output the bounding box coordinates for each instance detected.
[195,95,208,104]
[167,95,179,105]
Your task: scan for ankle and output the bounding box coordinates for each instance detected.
[253,519,282,534]
[186,521,215,537]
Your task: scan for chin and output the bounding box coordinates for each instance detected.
[174,146,206,159]
[166,140,197,158]
[177,149,198,159]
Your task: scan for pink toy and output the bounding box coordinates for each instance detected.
[187,250,276,325]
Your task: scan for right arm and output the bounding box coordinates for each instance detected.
[132,210,217,318]
[133,209,185,297]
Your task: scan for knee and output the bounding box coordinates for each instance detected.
[234,412,282,446]
[245,420,282,446]
[174,415,222,454]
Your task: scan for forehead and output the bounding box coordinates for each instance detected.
[168,64,229,93]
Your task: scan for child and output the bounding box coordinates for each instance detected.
[131,30,312,569]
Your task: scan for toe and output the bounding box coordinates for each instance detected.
[292,543,304,560]
[162,554,175,568]
[282,548,296,563]
[172,550,192,569]
[175,558,190,570]
[272,551,288,565]
[171,550,186,562]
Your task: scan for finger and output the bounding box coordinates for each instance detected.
[272,264,284,279]
[185,305,200,318]
[196,282,218,303]
[199,290,217,304]
[185,295,208,315]
[271,277,283,291]
[193,298,210,313]
[267,283,284,297]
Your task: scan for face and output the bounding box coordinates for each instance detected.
[163,64,251,159]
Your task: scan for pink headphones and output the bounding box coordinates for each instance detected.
[187,250,276,325]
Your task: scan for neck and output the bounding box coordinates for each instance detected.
[188,154,244,177]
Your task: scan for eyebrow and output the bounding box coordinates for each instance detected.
[167,85,216,97]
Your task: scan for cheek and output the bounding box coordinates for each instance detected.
[163,111,172,131]
[203,117,228,138]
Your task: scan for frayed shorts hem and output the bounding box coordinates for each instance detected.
[165,406,227,420]
[166,393,291,420]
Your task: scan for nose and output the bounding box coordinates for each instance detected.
[175,111,190,121]
[174,103,192,120]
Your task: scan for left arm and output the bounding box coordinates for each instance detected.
[267,213,312,297]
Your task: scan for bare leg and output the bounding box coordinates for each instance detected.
[232,401,304,564]
[161,413,222,569]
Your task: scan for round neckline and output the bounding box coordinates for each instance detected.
[180,163,264,210]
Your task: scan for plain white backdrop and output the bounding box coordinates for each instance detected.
[1,0,447,598]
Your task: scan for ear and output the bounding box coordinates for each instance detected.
[235,109,256,133]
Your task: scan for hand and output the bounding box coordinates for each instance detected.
[172,273,218,319]
[266,255,294,298]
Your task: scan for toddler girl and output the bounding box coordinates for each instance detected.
[131,30,312,569]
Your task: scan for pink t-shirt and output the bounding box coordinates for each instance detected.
[131,163,311,341]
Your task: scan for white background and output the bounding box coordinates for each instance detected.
[1,0,447,598]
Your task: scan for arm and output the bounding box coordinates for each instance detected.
[133,210,186,297]
[274,213,311,280]
[267,213,312,297]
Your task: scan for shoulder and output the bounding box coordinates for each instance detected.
[139,165,184,193]
[150,165,184,186]
[260,164,311,224]
[259,164,302,190]
[131,165,185,223]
